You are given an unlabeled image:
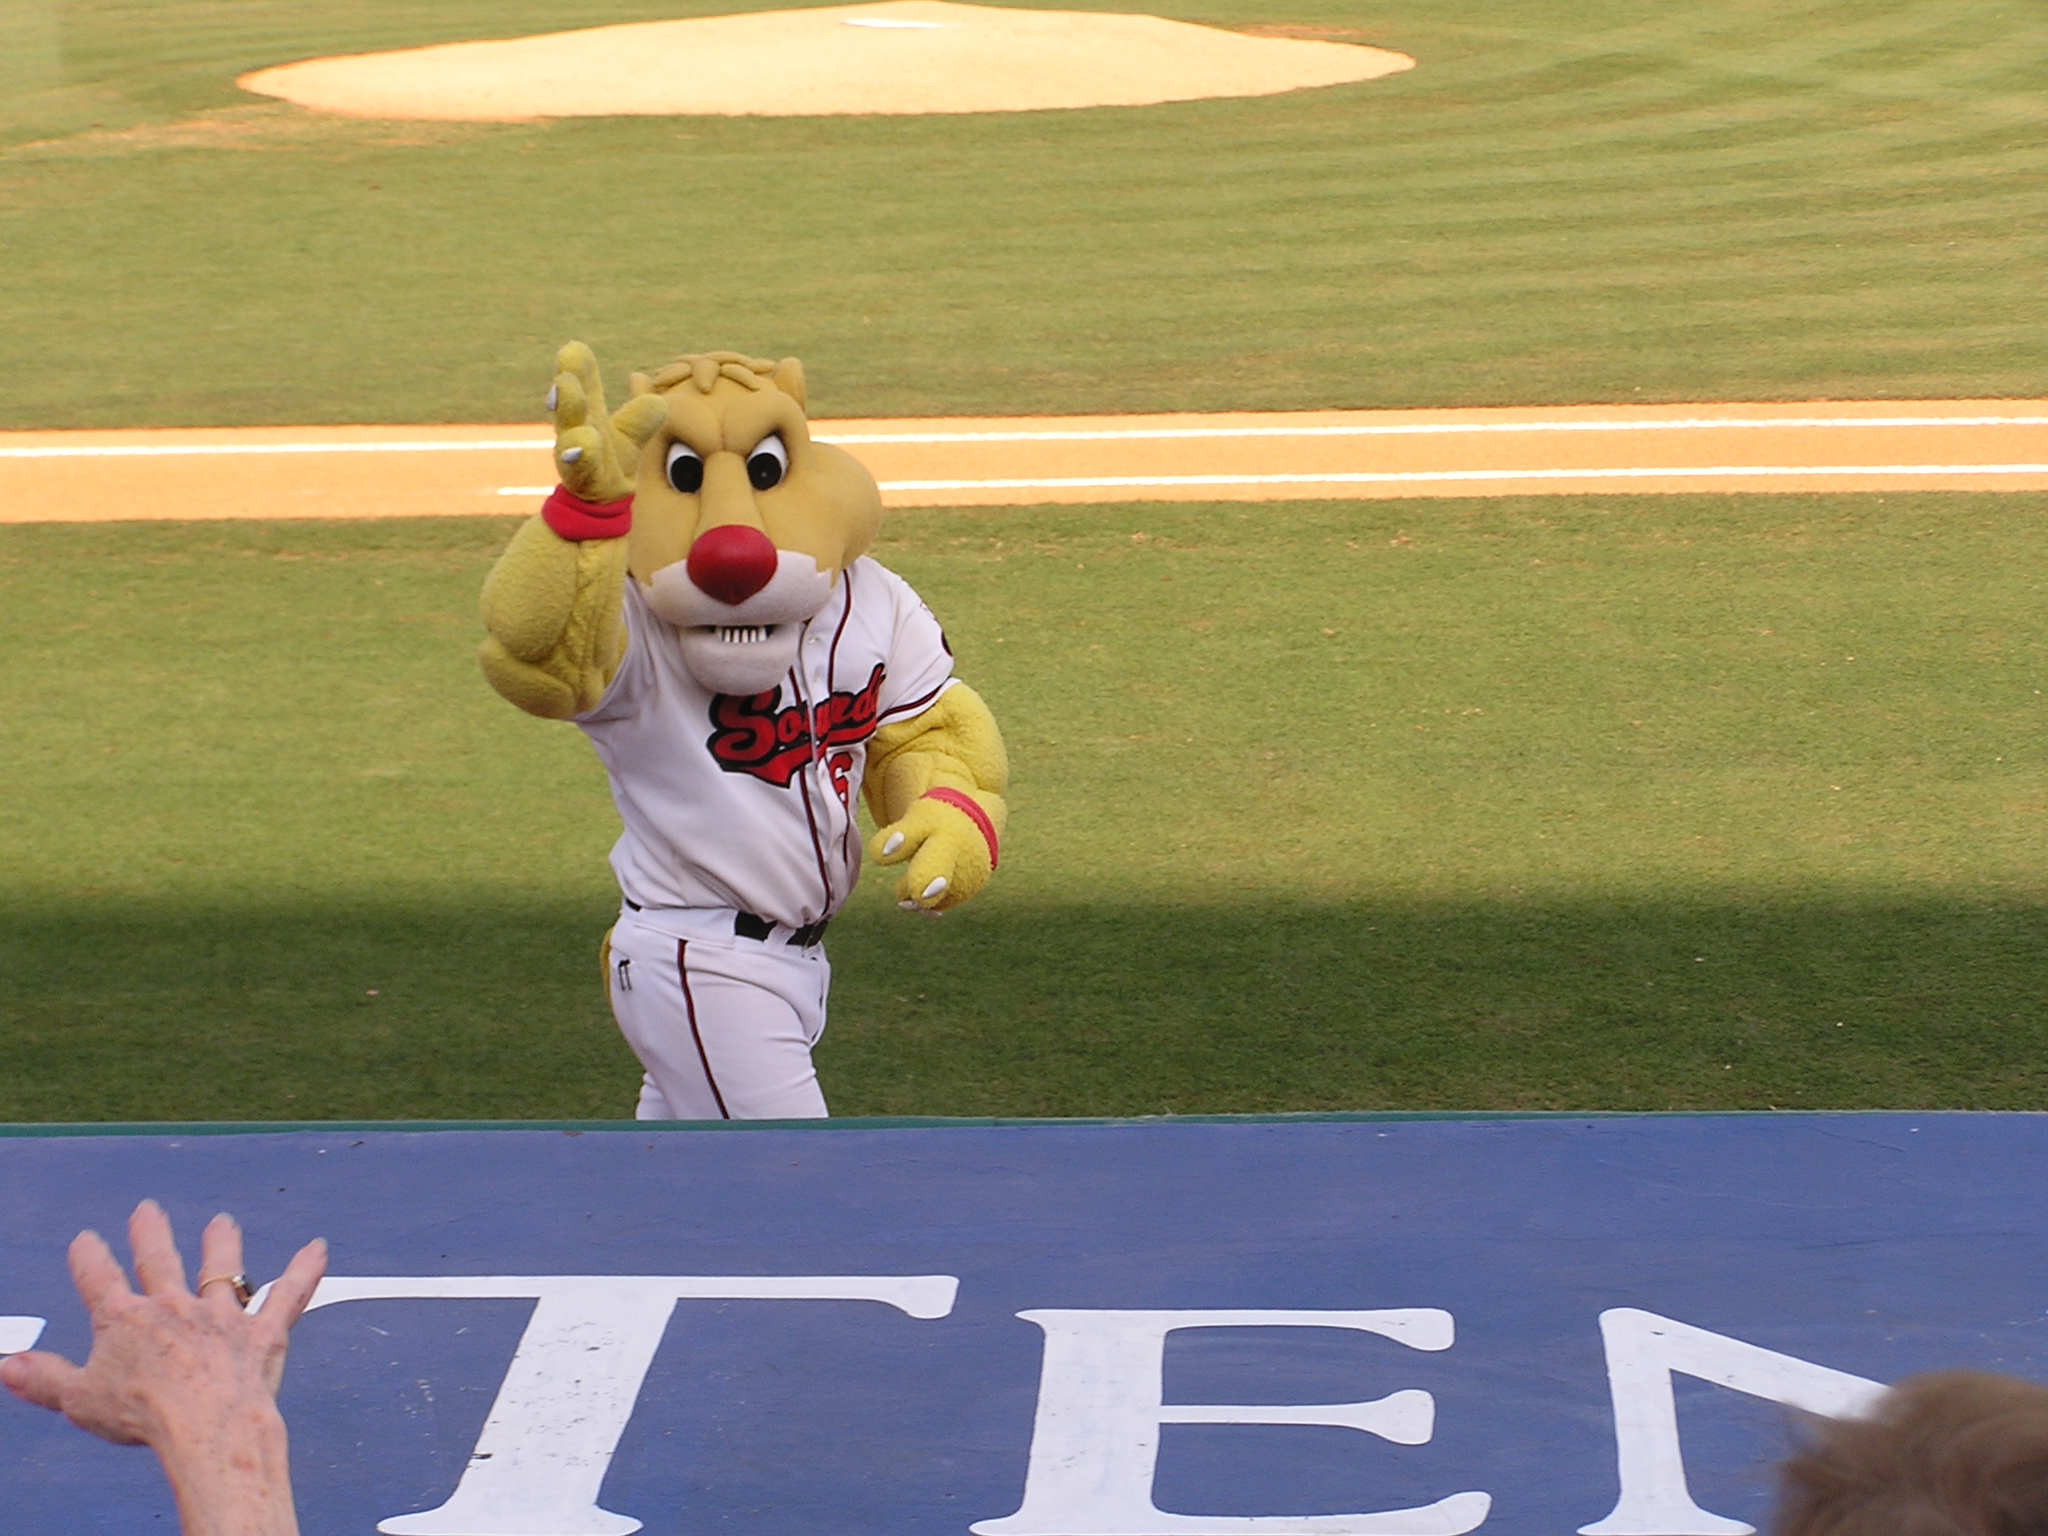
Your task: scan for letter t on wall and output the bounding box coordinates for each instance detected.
[972,1309,1489,1536]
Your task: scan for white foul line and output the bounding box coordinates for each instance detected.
[0,439,553,460]
[6,414,2048,459]
[868,464,2048,491]
[489,464,2048,499]
[819,415,2048,445]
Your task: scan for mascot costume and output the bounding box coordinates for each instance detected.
[479,343,1008,1119]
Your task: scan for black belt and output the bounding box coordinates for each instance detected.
[734,910,830,947]
[623,899,828,949]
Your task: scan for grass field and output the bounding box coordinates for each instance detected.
[2,499,2041,1120]
[1,0,2044,1120]
[2,0,2044,426]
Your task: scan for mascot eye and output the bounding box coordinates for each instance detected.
[747,433,789,491]
[665,443,704,494]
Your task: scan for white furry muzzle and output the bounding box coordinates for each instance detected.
[644,550,834,696]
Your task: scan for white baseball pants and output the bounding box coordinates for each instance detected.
[605,904,831,1120]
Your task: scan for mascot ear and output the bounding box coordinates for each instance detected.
[628,371,655,397]
[772,357,807,412]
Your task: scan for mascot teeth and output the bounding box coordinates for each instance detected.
[646,546,833,694]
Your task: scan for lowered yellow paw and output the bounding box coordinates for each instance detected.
[869,790,1002,913]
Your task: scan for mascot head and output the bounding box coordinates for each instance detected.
[626,351,883,695]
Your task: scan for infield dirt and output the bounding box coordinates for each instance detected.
[3,401,2044,524]
[236,0,1415,119]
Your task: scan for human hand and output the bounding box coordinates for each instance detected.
[1,1200,325,1447]
[549,341,668,504]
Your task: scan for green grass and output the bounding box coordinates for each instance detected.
[3,0,2043,1121]
[1,0,2044,426]
[2,501,2041,1119]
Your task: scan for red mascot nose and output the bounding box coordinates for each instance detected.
[687,524,779,606]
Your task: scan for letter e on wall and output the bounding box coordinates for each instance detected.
[973,1308,1490,1536]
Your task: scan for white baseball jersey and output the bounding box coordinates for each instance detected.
[576,556,955,928]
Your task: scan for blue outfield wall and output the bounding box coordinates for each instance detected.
[1,1113,2044,1536]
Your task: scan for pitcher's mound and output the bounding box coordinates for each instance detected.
[236,0,1415,119]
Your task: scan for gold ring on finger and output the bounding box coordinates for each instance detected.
[199,1273,255,1308]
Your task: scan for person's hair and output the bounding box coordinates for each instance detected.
[1774,1371,2048,1536]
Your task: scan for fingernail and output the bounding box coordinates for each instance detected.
[561,446,583,463]
[921,877,948,900]
[545,385,559,410]
[882,833,904,856]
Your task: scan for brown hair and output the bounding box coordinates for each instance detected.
[1774,1372,2048,1536]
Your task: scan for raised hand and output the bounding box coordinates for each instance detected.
[1,1201,326,1536]
[549,341,669,504]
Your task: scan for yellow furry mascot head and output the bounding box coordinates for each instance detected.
[611,350,884,695]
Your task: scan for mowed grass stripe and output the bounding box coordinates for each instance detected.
[1,0,2042,423]
[1,500,2041,1119]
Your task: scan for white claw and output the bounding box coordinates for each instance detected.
[882,833,904,857]
[561,446,583,463]
[921,877,948,901]
[899,899,921,911]
[545,385,559,411]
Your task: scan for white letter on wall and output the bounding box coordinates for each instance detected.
[971,1309,1490,1536]
[1577,1307,1886,1536]
[293,1274,957,1536]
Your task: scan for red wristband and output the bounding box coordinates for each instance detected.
[922,788,999,870]
[541,485,634,541]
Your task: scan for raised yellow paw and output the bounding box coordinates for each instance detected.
[869,791,1001,914]
[548,340,668,504]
